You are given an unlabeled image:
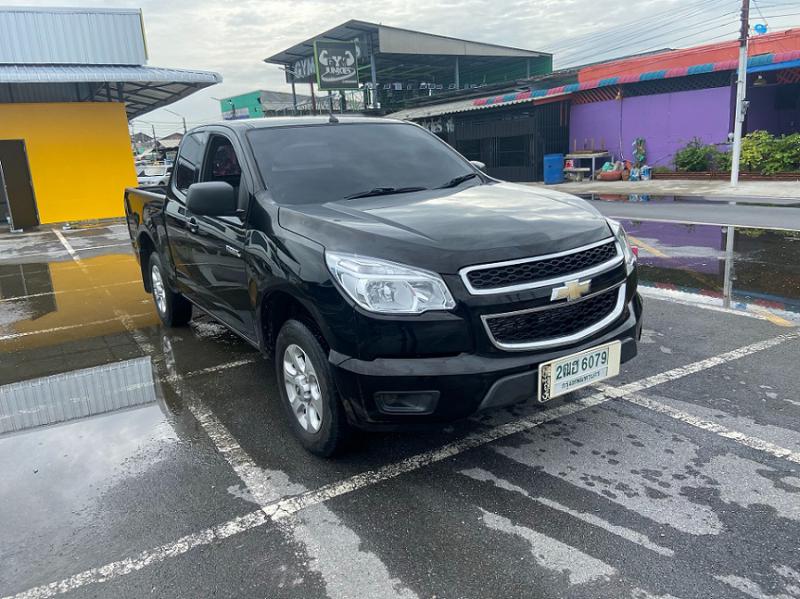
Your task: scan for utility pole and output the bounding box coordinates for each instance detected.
[163,108,186,134]
[730,0,750,186]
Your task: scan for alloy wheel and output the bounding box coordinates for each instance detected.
[151,264,167,315]
[283,343,324,433]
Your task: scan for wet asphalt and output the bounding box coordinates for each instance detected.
[1,211,800,599]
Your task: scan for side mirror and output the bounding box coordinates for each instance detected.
[469,160,486,171]
[186,182,237,217]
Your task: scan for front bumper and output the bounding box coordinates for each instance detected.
[329,293,643,430]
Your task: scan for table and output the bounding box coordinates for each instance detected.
[565,152,611,181]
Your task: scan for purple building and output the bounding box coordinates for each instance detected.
[390,29,800,179]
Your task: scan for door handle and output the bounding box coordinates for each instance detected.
[225,245,242,258]
[188,217,199,234]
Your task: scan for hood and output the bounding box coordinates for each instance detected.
[278,182,612,274]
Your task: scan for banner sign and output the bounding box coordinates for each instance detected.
[313,41,359,90]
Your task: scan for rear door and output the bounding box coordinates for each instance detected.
[183,131,255,340]
[164,131,208,296]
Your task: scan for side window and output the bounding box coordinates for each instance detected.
[174,132,208,194]
[201,136,242,190]
[200,135,248,215]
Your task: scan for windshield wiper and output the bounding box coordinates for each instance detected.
[342,186,428,200]
[437,172,479,189]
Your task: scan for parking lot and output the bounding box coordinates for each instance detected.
[2,214,800,599]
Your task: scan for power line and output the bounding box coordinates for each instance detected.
[557,18,740,68]
[556,10,740,66]
[545,0,728,52]
[547,0,733,59]
[759,11,800,17]
[751,0,770,25]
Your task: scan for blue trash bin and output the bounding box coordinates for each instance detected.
[543,153,564,185]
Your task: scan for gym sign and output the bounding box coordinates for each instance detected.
[313,41,359,91]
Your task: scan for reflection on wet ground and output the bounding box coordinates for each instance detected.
[0,357,158,433]
[579,193,800,208]
[619,219,800,321]
[0,253,157,352]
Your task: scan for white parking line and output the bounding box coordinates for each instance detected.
[0,314,153,342]
[615,329,800,395]
[52,228,79,262]
[0,280,141,303]
[4,511,271,599]
[183,357,259,378]
[5,330,800,598]
[598,384,800,465]
[74,242,131,252]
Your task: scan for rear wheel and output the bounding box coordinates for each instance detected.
[148,253,192,327]
[275,319,350,457]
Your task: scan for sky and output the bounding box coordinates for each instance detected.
[7,0,800,136]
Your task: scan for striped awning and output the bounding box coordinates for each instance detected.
[390,49,800,121]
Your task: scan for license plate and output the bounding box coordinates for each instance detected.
[538,341,621,402]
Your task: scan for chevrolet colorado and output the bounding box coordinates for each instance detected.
[125,116,642,456]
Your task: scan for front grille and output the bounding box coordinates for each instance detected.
[465,240,618,291]
[485,285,620,347]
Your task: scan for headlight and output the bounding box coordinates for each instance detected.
[325,251,455,314]
[607,219,636,272]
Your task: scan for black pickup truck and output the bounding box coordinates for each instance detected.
[125,116,642,456]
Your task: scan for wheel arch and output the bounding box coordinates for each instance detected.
[137,230,157,293]
[258,288,331,358]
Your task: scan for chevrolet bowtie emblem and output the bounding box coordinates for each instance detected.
[551,279,591,302]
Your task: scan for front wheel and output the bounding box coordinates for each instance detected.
[148,253,192,327]
[275,319,350,457]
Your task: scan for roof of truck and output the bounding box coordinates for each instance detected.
[204,115,406,132]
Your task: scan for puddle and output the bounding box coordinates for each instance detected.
[0,356,177,534]
[0,254,156,352]
[617,220,800,319]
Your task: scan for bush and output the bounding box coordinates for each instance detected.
[673,132,800,175]
[741,130,800,174]
[674,138,726,172]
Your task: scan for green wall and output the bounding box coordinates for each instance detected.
[220,90,263,119]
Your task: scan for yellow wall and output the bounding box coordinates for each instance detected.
[0,102,137,224]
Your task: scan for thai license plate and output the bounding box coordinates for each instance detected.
[538,341,621,402]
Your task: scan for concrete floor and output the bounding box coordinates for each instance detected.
[526,178,800,199]
[1,218,800,599]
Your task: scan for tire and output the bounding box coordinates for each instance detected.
[275,319,350,457]
[148,252,192,327]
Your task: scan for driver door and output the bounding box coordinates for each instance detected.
[183,132,255,341]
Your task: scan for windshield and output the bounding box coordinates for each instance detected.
[247,122,477,205]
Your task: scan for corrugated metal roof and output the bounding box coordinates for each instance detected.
[0,65,222,119]
[265,19,549,65]
[388,92,569,121]
[0,64,221,84]
[0,357,158,434]
[0,6,147,66]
